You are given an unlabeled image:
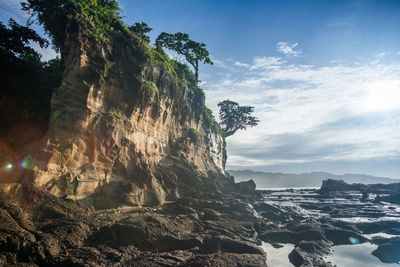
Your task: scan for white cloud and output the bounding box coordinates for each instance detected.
[213,59,231,69]
[204,57,400,169]
[277,42,302,57]
[250,56,285,70]
[234,61,249,68]
[375,52,386,58]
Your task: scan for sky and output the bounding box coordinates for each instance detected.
[1,0,400,178]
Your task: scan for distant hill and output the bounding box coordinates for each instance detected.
[227,170,400,188]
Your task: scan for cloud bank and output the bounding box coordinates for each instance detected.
[204,44,400,177]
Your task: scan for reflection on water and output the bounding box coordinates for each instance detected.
[325,243,400,267]
[260,242,294,267]
[260,187,400,266]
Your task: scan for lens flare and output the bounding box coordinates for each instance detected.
[6,163,13,169]
[349,237,359,245]
[20,158,28,169]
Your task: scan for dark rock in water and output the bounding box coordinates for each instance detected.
[320,179,400,204]
[270,243,283,248]
[323,228,367,245]
[356,220,400,234]
[320,179,368,194]
[384,228,400,235]
[260,229,325,244]
[289,246,332,267]
[289,248,311,266]
[236,180,256,192]
[374,192,400,204]
[372,240,400,263]
[225,179,258,195]
[297,240,331,255]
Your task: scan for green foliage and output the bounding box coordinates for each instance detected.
[22,0,124,49]
[0,18,49,58]
[129,22,152,43]
[171,59,197,88]
[147,47,177,76]
[189,128,203,137]
[217,100,259,137]
[16,0,224,145]
[188,128,203,143]
[203,107,216,129]
[109,109,122,119]
[144,81,159,98]
[146,46,199,90]
[155,32,213,82]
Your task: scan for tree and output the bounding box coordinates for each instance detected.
[217,100,259,137]
[155,32,213,83]
[22,0,123,50]
[0,19,63,134]
[129,22,152,43]
[0,18,49,58]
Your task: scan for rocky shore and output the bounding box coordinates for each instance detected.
[2,179,399,266]
[1,182,268,266]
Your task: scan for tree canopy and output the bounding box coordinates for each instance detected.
[129,22,152,43]
[155,32,213,83]
[217,100,259,137]
[22,0,124,50]
[0,18,49,58]
[0,19,63,134]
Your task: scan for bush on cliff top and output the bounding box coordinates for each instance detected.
[22,0,124,49]
[22,0,218,133]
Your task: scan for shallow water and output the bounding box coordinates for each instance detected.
[325,243,400,267]
[260,188,400,266]
[260,242,294,267]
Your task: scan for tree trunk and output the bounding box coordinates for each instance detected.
[195,60,199,83]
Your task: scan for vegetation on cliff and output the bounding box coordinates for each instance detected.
[155,32,213,83]
[20,0,219,134]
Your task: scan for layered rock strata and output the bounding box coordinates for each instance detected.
[19,31,228,207]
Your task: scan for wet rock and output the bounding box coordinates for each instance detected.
[372,240,400,263]
[201,208,221,220]
[253,202,290,222]
[234,180,257,194]
[40,220,90,248]
[323,228,367,245]
[356,220,400,234]
[297,240,331,255]
[201,236,265,255]
[260,229,324,244]
[289,247,312,266]
[383,228,400,235]
[320,179,368,194]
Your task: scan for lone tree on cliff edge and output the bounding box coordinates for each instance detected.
[129,22,152,43]
[155,32,213,83]
[218,100,259,137]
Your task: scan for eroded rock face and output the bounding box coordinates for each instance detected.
[22,32,228,207]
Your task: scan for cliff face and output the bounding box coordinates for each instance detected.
[22,31,229,207]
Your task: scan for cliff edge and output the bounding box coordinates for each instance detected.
[18,25,230,207]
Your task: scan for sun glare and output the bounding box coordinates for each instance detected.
[363,80,400,112]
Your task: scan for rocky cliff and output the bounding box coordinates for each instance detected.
[17,29,229,207]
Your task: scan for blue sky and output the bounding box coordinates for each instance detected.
[1,0,400,178]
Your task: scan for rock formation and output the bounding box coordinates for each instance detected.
[12,28,230,207]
